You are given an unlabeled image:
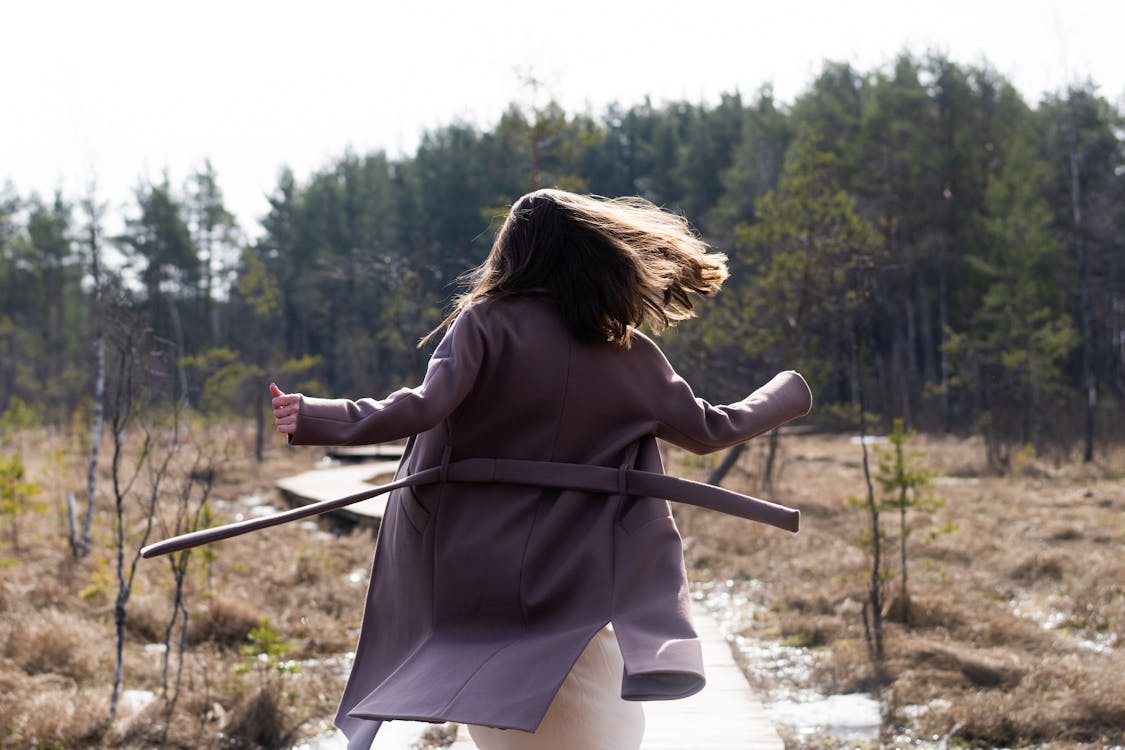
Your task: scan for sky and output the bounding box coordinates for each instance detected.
[3,0,1124,236]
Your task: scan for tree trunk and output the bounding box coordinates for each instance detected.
[1068,102,1096,462]
[65,491,79,558]
[110,589,128,721]
[901,284,917,423]
[761,428,781,491]
[166,296,190,407]
[78,189,105,559]
[899,494,910,626]
[852,285,884,662]
[255,378,265,463]
[938,266,950,431]
[82,332,104,556]
[860,408,884,662]
[707,442,746,486]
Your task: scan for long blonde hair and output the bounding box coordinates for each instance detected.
[422,189,728,346]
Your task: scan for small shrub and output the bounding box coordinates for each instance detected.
[188,595,262,646]
[1010,442,1039,477]
[78,556,114,602]
[220,686,299,750]
[0,451,46,553]
[0,398,41,442]
[235,618,299,685]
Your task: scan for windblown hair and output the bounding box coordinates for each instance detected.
[422,189,729,347]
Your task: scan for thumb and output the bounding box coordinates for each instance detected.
[269,382,284,397]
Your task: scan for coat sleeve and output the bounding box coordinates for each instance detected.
[289,307,486,446]
[640,338,813,454]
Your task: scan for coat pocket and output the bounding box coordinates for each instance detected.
[396,486,431,535]
[617,495,673,535]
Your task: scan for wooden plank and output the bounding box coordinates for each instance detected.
[275,460,400,523]
[448,602,782,749]
[327,444,406,462]
[278,458,784,748]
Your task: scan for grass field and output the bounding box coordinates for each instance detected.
[0,424,1122,748]
[670,433,1125,748]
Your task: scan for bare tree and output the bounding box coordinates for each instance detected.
[67,181,107,559]
[857,405,885,663]
[1066,95,1097,463]
[158,445,217,724]
[107,315,181,721]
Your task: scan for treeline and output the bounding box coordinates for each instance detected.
[1,53,1122,466]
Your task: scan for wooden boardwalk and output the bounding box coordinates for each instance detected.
[278,459,783,749]
[326,444,406,462]
[275,460,400,525]
[449,602,782,750]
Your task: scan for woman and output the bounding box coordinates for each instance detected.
[271,189,812,750]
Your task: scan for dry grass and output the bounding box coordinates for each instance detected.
[0,422,373,749]
[669,433,1125,748]
[3,423,1123,748]
[0,667,109,748]
[1,608,110,680]
[417,723,460,748]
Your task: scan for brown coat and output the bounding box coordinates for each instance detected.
[289,294,812,749]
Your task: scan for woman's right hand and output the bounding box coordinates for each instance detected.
[270,383,303,435]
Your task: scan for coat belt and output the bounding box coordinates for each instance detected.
[142,456,800,559]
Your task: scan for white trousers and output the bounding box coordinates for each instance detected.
[467,626,645,750]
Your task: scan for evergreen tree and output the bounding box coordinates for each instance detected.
[184,160,240,346]
[1036,85,1125,460]
[25,192,85,415]
[737,127,885,401]
[707,85,791,250]
[0,63,1121,453]
[119,176,197,344]
[944,131,1079,466]
[859,56,941,421]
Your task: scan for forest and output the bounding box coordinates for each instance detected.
[2,52,1124,750]
[2,52,1123,467]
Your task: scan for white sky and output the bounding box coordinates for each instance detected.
[4,0,1123,237]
